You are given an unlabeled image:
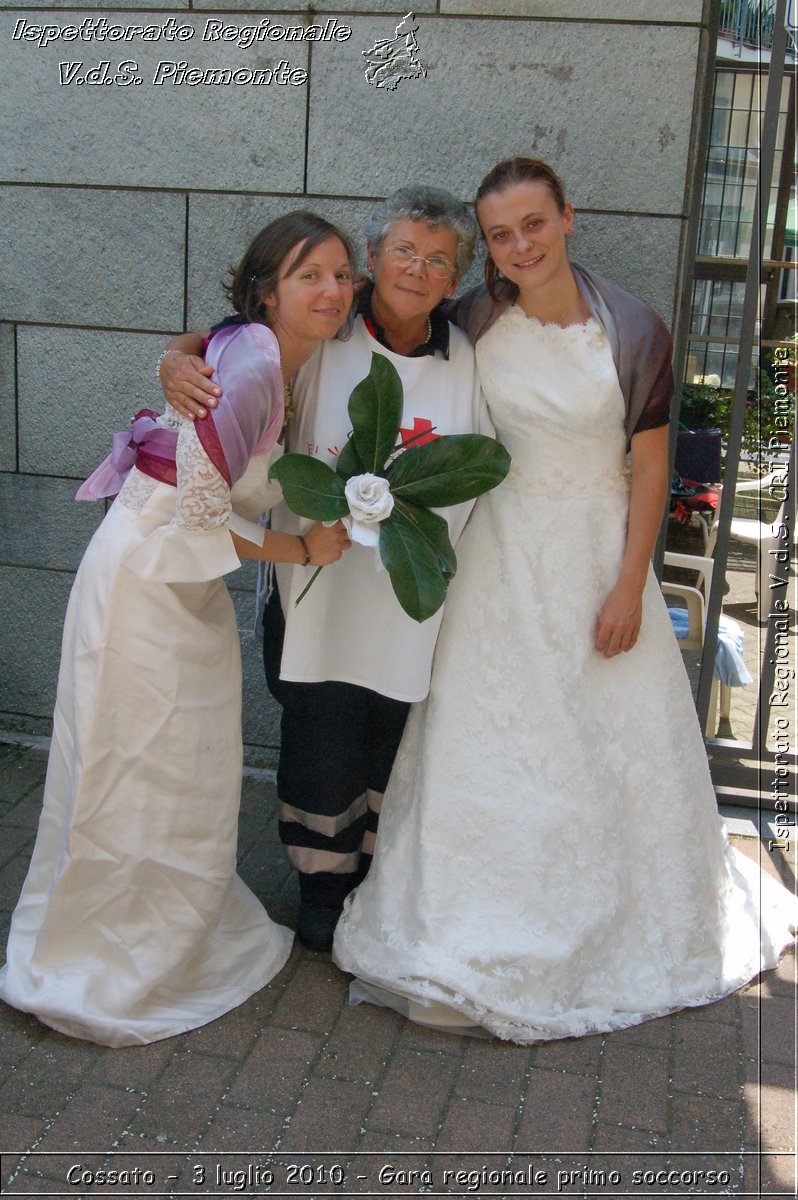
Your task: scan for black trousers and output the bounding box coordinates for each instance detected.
[262,585,410,909]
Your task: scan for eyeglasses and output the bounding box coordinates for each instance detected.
[382,244,456,280]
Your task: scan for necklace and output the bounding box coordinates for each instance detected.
[524,285,580,327]
[423,316,432,344]
[282,379,294,428]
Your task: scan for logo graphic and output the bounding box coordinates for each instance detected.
[362,12,426,91]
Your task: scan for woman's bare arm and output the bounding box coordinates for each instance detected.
[594,424,669,658]
[159,332,220,419]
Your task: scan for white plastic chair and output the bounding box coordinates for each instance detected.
[661,558,727,735]
[690,469,792,622]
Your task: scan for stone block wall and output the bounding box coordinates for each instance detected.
[1,1,711,764]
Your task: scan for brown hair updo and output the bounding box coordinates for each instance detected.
[224,211,356,328]
[475,158,568,302]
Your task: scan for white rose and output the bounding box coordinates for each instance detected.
[344,473,394,547]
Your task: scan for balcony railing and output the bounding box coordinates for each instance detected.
[719,0,797,50]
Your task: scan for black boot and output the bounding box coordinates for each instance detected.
[296,871,357,952]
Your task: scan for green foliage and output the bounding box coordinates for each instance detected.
[379,514,449,624]
[268,455,349,521]
[335,436,363,480]
[680,367,794,463]
[387,434,511,506]
[272,353,511,622]
[348,354,404,473]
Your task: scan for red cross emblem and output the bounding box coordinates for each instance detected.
[398,417,439,449]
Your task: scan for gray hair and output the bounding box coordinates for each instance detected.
[365,186,477,277]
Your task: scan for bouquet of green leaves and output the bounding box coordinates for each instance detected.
[269,354,510,622]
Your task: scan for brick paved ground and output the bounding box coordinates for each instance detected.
[0,741,795,1198]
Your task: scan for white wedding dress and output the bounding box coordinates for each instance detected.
[0,415,292,1047]
[334,309,797,1043]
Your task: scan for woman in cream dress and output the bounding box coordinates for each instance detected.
[0,214,353,1046]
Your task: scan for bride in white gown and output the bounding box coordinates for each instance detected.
[333,158,797,1043]
[0,214,353,1046]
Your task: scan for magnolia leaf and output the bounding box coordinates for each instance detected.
[335,435,364,480]
[269,454,349,521]
[387,434,510,506]
[392,499,456,580]
[379,513,449,623]
[349,353,403,474]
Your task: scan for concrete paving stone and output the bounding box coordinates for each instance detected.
[89,1149,191,1188]
[515,1069,597,1151]
[0,751,47,806]
[745,1064,797,1152]
[658,1153,743,1194]
[600,1014,673,1048]
[0,1112,48,1184]
[279,1076,374,1151]
[194,1100,285,1151]
[367,1046,462,1140]
[396,1018,467,1057]
[86,1037,178,1091]
[591,1123,669,1151]
[531,1033,604,1076]
[590,1123,669,1183]
[670,1092,744,1152]
[346,1137,431,1197]
[0,324,16,472]
[681,990,741,1024]
[0,853,35,922]
[315,998,402,1083]
[671,1017,743,1099]
[180,992,273,1061]
[430,1153,517,1196]
[597,1043,670,1134]
[756,1151,797,1194]
[0,825,33,872]
[435,1097,517,1151]
[232,589,281,753]
[0,1164,68,1193]
[741,946,797,1002]
[223,1026,322,1111]
[35,1081,143,1152]
[0,1033,103,1116]
[236,836,295,911]
[455,1037,532,1104]
[259,871,300,932]
[4,787,43,832]
[124,1050,237,1143]
[527,1154,599,1194]
[270,957,349,1035]
[0,1008,48,1069]
[741,992,797,1068]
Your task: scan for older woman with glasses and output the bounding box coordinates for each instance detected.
[160,187,490,951]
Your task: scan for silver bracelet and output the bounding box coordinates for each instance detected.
[155,347,179,379]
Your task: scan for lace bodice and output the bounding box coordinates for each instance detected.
[117,410,280,532]
[476,310,629,497]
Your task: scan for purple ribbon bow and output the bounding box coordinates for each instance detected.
[76,410,178,501]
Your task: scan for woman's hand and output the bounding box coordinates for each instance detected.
[303,521,351,565]
[595,580,643,658]
[161,350,220,420]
